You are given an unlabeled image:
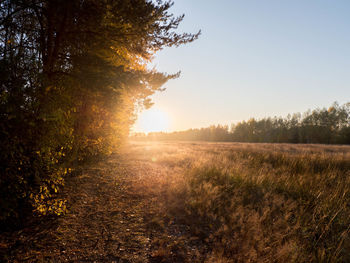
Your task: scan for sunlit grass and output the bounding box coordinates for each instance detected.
[127,141,350,262]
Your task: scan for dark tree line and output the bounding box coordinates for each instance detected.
[134,102,350,144]
[0,0,199,227]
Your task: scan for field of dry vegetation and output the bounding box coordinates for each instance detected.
[2,141,349,262]
[127,141,350,262]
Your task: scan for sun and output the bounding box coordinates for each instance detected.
[134,107,170,133]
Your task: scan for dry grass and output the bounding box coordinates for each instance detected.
[2,141,348,262]
[126,141,350,262]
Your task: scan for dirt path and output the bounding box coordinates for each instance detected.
[2,155,149,262]
[1,152,206,262]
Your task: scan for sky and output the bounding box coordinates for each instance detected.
[133,0,350,133]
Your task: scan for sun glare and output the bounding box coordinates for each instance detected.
[135,108,170,133]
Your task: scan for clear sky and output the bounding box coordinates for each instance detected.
[133,0,350,133]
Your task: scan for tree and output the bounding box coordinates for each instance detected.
[135,102,350,145]
[0,0,199,226]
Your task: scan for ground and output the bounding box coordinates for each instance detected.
[1,141,350,262]
[0,143,207,262]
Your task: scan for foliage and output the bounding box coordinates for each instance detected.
[0,0,199,227]
[136,102,350,144]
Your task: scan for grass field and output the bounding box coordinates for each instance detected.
[127,141,350,262]
[2,141,349,262]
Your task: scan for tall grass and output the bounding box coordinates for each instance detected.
[128,141,350,262]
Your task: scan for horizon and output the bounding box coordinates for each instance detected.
[133,0,350,134]
[131,100,349,136]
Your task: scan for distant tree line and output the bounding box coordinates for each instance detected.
[133,102,350,144]
[0,0,198,228]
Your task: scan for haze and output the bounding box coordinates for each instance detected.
[133,0,350,133]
